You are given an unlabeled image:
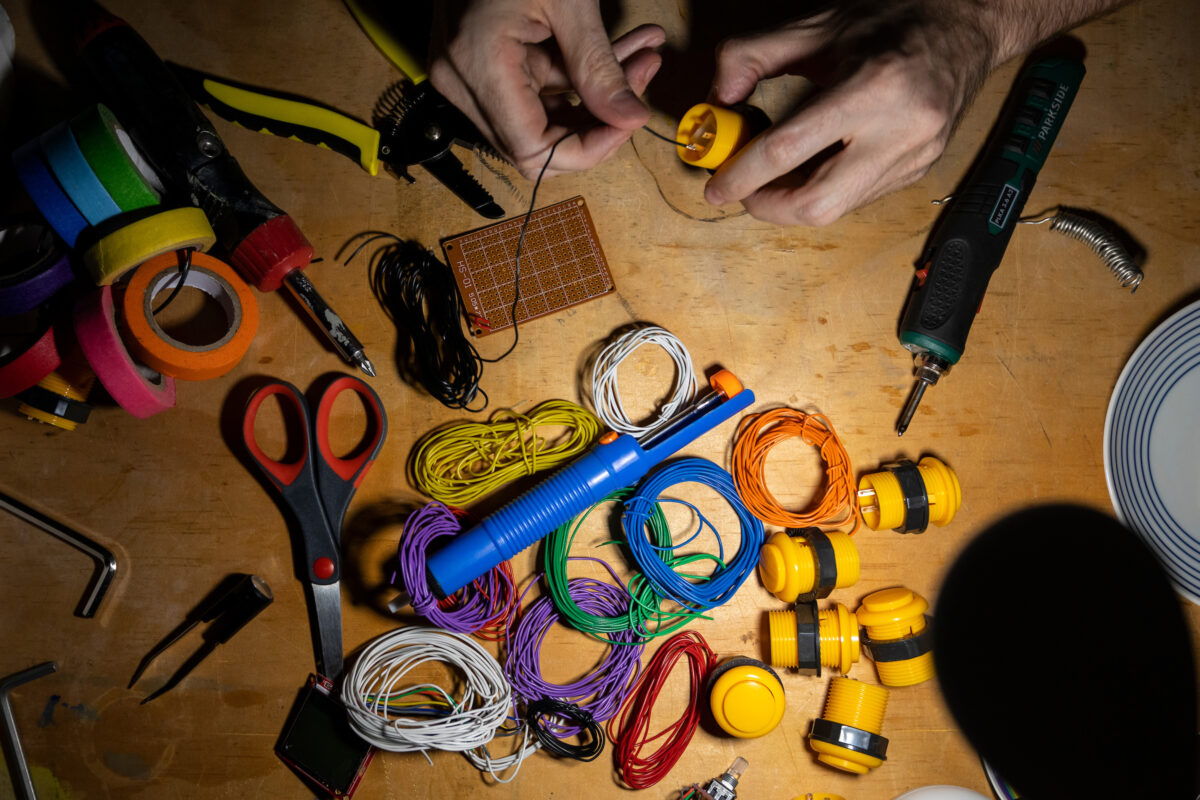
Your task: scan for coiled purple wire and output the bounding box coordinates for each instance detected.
[506,576,643,734]
[395,501,514,634]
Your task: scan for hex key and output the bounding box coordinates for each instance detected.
[0,491,117,618]
[0,661,58,800]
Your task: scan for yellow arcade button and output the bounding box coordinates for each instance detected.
[758,531,805,602]
[709,658,786,738]
[856,586,929,629]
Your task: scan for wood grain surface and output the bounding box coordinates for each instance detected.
[2,1,1198,798]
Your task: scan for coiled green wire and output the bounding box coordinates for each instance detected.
[545,488,716,641]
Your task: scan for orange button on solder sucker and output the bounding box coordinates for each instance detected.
[676,103,771,170]
[856,587,935,687]
[759,527,860,604]
[857,456,961,533]
[808,677,890,775]
[768,601,860,675]
[707,656,786,739]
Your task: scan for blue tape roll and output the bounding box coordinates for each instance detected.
[11,139,88,247]
[39,122,122,226]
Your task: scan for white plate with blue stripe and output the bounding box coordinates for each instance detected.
[1105,298,1200,604]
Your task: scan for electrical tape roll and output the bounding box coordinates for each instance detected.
[74,286,175,418]
[0,321,64,398]
[39,122,123,225]
[120,251,258,380]
[70,104,162,212]
[82,207,216,286]
[0,221,75,316]
[11,139,89,247]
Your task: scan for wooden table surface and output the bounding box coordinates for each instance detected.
[3,1,1198,798]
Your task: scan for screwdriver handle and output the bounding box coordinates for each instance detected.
[74,3,312,292]
[899,57,1086,365]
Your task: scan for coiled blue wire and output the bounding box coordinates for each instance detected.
[622,457,764,613]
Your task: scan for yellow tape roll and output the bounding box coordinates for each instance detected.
[82,207,216,286]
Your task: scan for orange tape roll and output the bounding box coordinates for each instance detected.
[119,251,258,380]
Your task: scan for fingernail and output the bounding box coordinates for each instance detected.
[610,89,647,118]
[705,183,725,205]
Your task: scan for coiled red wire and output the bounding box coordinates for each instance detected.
[606,630,718,789]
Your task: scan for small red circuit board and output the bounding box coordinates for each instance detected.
[441,196,615,336]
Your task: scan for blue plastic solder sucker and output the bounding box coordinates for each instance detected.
[425,369,754,597]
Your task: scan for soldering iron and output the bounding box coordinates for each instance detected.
[895,56,1086,435]
[426,370,754,597]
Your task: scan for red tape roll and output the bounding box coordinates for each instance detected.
[0,321,64,398]
[74,286,175,418]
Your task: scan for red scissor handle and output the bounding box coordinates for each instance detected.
[242,382,311,490]
[313,375,388,487]
[311,375,389,535]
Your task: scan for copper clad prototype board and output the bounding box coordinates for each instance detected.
[441,196,614,336]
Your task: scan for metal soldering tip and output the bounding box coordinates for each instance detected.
[896,379,928,436]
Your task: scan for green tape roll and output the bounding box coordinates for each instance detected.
[70,104,162,212]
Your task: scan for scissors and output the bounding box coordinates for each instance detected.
[241,375,388,679]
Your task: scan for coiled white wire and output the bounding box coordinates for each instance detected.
[589,325,697,438]
[342,626,537,782]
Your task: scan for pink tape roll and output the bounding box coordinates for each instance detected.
[74,286,175,418]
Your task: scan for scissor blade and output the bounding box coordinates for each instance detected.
[420,151,505,219]
[311,582,343,680]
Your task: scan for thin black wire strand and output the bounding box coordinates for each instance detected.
[641,125,689,147]
[525,698,605,762]
[345,233,490,411]
[479,128,575,364]
[151,248,194,314]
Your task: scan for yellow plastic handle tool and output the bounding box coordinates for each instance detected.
[191,73,382,176]
[342,0,428,84]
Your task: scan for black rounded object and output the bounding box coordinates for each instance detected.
[934,504,1196,799]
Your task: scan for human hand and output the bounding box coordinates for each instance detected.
[703,7,995,226]
[430,0,665,179]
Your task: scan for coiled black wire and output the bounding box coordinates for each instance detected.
[347,235,489,411]
[525,698,606,762]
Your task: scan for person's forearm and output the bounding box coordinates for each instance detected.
[968,0,1134,66]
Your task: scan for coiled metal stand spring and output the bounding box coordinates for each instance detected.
[1023,208,1144,292]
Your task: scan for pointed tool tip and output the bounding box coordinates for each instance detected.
[359,357,377,378]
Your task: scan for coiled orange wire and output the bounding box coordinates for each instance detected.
[732,407,859,534]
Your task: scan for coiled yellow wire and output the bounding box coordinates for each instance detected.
[412,400,602,505]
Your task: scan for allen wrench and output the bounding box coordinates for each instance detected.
[0,490,117,618]
[1,661,57,800]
